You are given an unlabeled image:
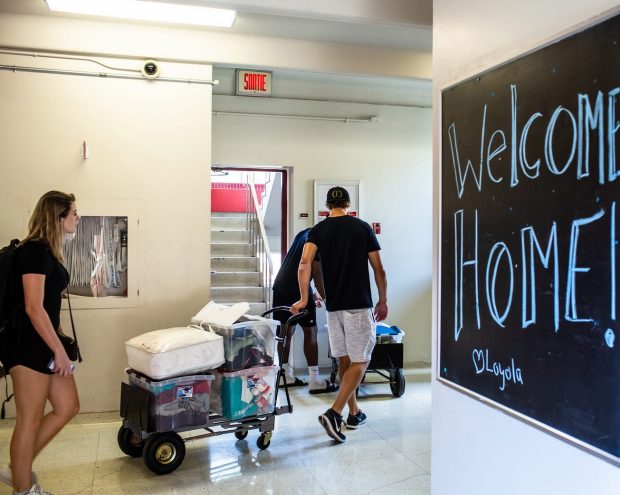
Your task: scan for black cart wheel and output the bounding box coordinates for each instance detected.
[117,426,144,457]
[389,368,406,398]
[256,432,271,450]
[235,430,249,440]
[142,432,186,475]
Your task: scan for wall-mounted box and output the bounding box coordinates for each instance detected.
[60,199,139,309]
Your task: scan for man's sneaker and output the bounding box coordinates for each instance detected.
[346,409,367,429]
[318,408,346,443]
[0,464,37,487]
[23,484,52,495]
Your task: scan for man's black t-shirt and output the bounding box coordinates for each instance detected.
[272,229,321,327]
[308,215,380,312]
[273,228,313,300]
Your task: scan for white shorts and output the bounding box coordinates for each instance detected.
[327,308,376,363]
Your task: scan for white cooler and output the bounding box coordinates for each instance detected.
[125,326,224,380]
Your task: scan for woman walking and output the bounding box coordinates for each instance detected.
[0,191,81,495]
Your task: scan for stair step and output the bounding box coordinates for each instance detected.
[211,286,265,302]
[211,212,246,217]
[211,216,248,229]
[211,242,253,256]
[211,256,258,271]
[210,212,269,312]
[211,230,250,242]
[211,271,260,286]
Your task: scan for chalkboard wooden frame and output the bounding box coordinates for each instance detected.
[439,10,620,465]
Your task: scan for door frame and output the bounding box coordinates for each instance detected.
[211,165,288,258]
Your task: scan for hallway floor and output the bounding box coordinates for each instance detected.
[0,366,430,495]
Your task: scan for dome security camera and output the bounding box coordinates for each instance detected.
[141,60,160,79]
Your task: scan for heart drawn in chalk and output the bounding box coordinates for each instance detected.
[472,349,485,373]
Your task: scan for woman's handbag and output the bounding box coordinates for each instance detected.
[59,289,83,363]
[58,332,80,362]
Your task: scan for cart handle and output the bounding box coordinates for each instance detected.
[262,306,308,329]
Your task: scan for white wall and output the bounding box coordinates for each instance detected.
[432,1,620,493]
[0,55,213,413]
[212,94,433,366]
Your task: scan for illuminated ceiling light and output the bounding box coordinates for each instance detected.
[45,0,236,28]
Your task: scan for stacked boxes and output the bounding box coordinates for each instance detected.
[210,365,278,420]
[203,315,280,419]
[127,371,214,431]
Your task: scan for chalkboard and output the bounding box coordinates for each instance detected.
[440,12,620,462]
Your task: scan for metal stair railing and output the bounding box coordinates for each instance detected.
[245,179,273,309]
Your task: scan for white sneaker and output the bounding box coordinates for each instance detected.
[0,464,38,487]
[22,483,52,495]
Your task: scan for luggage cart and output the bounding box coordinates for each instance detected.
[117,307,305,475]
[329,325,405,398]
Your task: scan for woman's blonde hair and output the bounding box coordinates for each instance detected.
[23,190,76,262]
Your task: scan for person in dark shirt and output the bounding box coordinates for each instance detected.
[292,186,387,443]
[272,228,337,393]
[0,191,80,495]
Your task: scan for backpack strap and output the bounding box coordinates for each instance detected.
[1,369,13,420]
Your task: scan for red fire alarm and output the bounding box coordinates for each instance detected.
[372,222,381,234]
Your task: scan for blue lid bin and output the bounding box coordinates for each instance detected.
[375,324,405,344]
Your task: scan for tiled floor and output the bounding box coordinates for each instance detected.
[0,366,430,495]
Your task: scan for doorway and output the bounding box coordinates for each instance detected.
[210,166,288,266]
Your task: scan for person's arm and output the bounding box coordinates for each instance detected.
[311,259,326,300]
[368,250,388,321]
[291,242,318,314]
[22,274,73,376]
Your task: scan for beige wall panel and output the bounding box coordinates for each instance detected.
[0,63,213,413]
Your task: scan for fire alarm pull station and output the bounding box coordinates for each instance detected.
[372,222,381,234]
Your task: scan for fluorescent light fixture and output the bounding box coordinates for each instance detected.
[45,0,236,28]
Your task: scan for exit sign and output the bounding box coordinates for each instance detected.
[236,70,272,96]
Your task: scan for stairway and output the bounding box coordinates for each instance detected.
[210,212,267,315]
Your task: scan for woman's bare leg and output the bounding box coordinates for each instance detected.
[9,366,50,492]
[33,372,79,456]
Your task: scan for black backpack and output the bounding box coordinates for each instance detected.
[0,239,21,336]
[0,239,22,418]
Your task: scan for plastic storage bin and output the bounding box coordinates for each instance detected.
[211,365,278,420]
[199,315,278,371]
[127,370,214,431]
[375,324,405,344]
